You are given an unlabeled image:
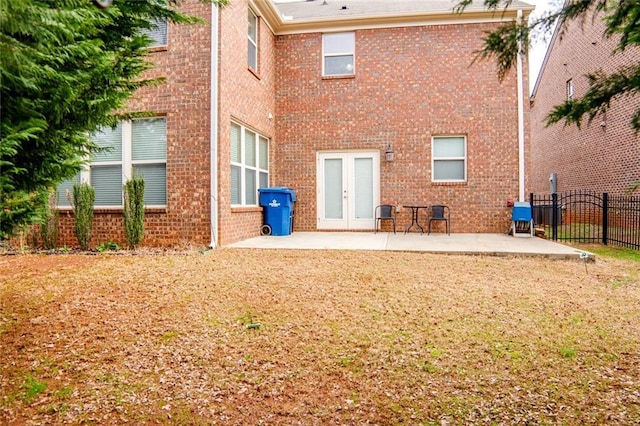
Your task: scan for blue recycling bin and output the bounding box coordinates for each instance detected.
[258,187,296,236]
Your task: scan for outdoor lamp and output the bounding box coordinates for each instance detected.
[385,145,395,162]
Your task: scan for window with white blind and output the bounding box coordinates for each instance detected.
[91,123,124,206]
[131,118,167,206]
[248,9,258,71]
[56,174,80,208]
[141,17,168,48]
[566,79,574,101]
[322,32,355,76]
[432,136,467,182]
[57,118,167,208]
[231,122,269,206]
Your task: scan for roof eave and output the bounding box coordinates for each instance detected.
[252,2,534,35]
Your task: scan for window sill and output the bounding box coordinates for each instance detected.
[143,207,167,214]
[231,205,262,213]
[57,207,167,214]
[431,181,467,186]
[147,45,168,53]
[322,74,355,80]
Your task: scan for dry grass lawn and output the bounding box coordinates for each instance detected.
[1,248,639,425]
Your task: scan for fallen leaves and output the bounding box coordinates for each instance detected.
[1,249,639,424]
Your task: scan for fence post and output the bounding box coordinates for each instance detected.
[602,192,608,245]
[529,192,536,236]
[551,192,558,241]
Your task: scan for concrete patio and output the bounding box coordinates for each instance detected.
[226,232,594,260]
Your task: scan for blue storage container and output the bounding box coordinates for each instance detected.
[512,201,534,237]
[258,187,296,236]
[512,202,532,222]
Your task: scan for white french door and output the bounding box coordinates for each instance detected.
[317,151,380,230]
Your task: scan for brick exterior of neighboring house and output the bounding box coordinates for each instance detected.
[530,9,640,195]
[54,0,534,248]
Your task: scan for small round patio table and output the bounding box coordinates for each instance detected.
[403,205,428,234]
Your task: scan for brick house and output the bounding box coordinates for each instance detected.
[55,0,534,248]
[530,9,640,195]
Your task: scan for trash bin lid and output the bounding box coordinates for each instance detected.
[258,187,296,202]
[513,201,530,208]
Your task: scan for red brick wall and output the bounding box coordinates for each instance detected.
[52,3,532,248]
[275,23,530,233]
[216,0,277,246]
[55,0,280,249]
[56,0,214,249]
[530,11,640,196]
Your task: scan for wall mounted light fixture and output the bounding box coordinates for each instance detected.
[385,145,395,162]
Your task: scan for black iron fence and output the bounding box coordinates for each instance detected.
[530,191,640,250]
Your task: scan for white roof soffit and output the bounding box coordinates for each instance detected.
[252,0,535,35]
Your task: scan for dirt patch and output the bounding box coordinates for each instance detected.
[1,249,639,424]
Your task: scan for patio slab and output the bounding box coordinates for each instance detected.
[226,232,594,260]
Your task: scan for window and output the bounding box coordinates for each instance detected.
[432,136,466,182]
[130,118,167,206]
[566,79,574,101]
[141,17,168,48]
[248,9,258,71]
[57,118,167,208]
[322,32,355,76]
[231,122,269,206]
[56,174,80,208]
[91,123,124,206]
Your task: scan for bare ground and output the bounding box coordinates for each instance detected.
[1,249,639,425]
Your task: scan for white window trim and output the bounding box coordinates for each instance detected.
[248,9,258,71]
[76,119,167,209]
[566,79,574,101]
[322,32,355,76]
[231,123,269,207]
[431,135,467,183]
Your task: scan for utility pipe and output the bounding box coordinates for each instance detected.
[517,9,526,202]
[209,3,219,248]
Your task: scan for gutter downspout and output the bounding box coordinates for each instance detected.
[517,9,526,202]
[209,4,219,248]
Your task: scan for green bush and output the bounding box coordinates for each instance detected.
[123,175,145,249]
[97,241,120,252]
[71,183,95,251]
[0,189,50,241]
[40,190,59,250]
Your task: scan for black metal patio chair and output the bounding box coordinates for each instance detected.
[374,204,396,234]
[427,205,450,235]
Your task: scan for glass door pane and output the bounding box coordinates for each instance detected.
[353,157,373,219]
[324,158,343,220]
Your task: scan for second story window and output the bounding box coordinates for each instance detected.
[432,136,467,183]
[322,32,355,76]
[142,17,168,48]
[248,9,258,71]
[566,79,574,101]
